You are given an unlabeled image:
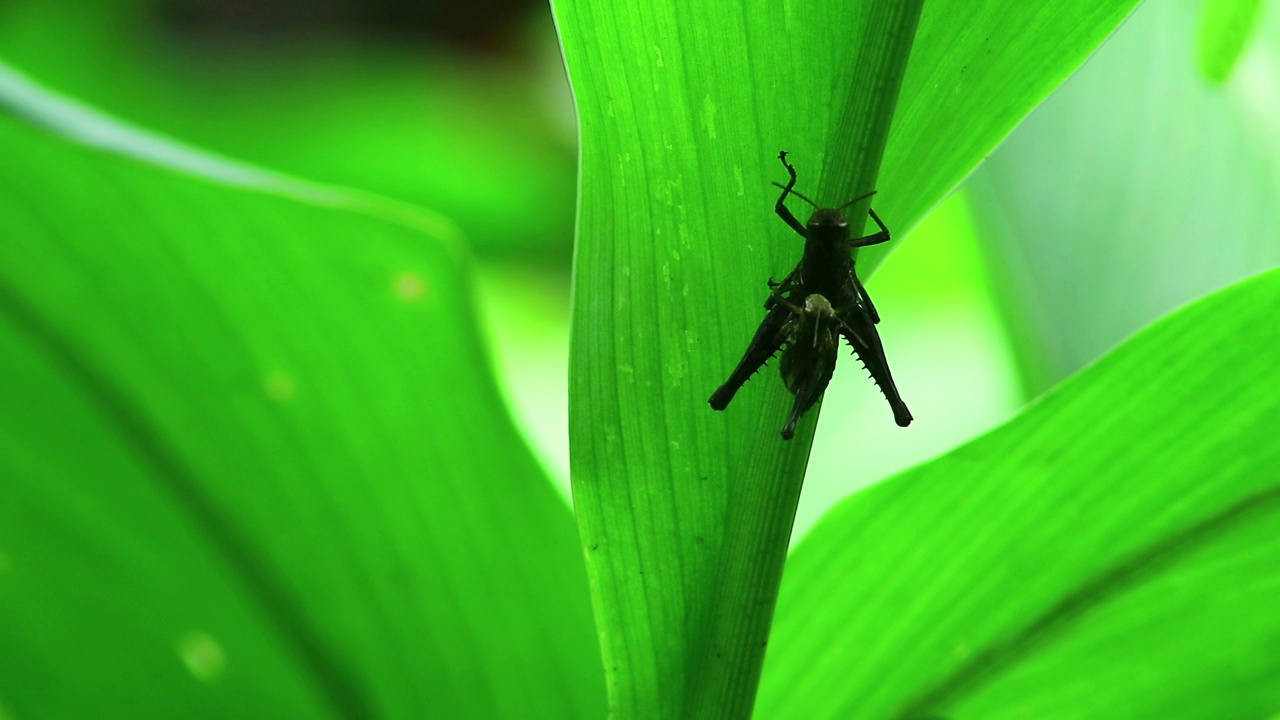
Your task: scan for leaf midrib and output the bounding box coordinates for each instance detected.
[890,481,1280,719]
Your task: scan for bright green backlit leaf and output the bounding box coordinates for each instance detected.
[553,0,1139,717]
[555,3,922,715]
[762,267,1280,719]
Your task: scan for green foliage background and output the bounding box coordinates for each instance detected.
[1,0,1279,718]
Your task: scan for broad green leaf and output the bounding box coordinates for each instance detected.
[553,0,1138,717]
[0,67,602,718]
[760,266,1280,719]
[968,1,1280,394]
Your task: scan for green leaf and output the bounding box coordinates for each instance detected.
[967,1,1280,394]
[0,66,603,718]
[553,0,1138,717]
[760,266,1280,719]
[1197,0,1265,85]
[558,3,924,715]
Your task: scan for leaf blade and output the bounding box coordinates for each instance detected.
[760,267,1280,719]
[0,70,603,719]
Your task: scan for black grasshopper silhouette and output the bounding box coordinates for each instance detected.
[708,151,912,439]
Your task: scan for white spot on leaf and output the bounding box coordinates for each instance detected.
[393,272,427,302]
[263,372,296,402]
[178,630,227,683]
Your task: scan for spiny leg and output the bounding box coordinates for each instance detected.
[709,304,790,410]
[838,313,912,427]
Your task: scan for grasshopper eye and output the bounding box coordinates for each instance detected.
[806,208,848,230]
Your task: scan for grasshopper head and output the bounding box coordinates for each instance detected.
[805,208,849,233]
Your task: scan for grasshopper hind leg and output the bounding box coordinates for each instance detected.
[837,312,912,427]
[709,305,789,411]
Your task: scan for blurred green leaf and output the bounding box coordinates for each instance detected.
[968,1,1280,395]
[0,66,602,718]
[761,266,1280,719]
[553,0,1139,717]
[865,0,1142,274]
[1198,0,1265,84]
[0,0,576,256]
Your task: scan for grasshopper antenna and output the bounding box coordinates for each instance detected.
[771,182,818,208]
[836,190,878,212]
